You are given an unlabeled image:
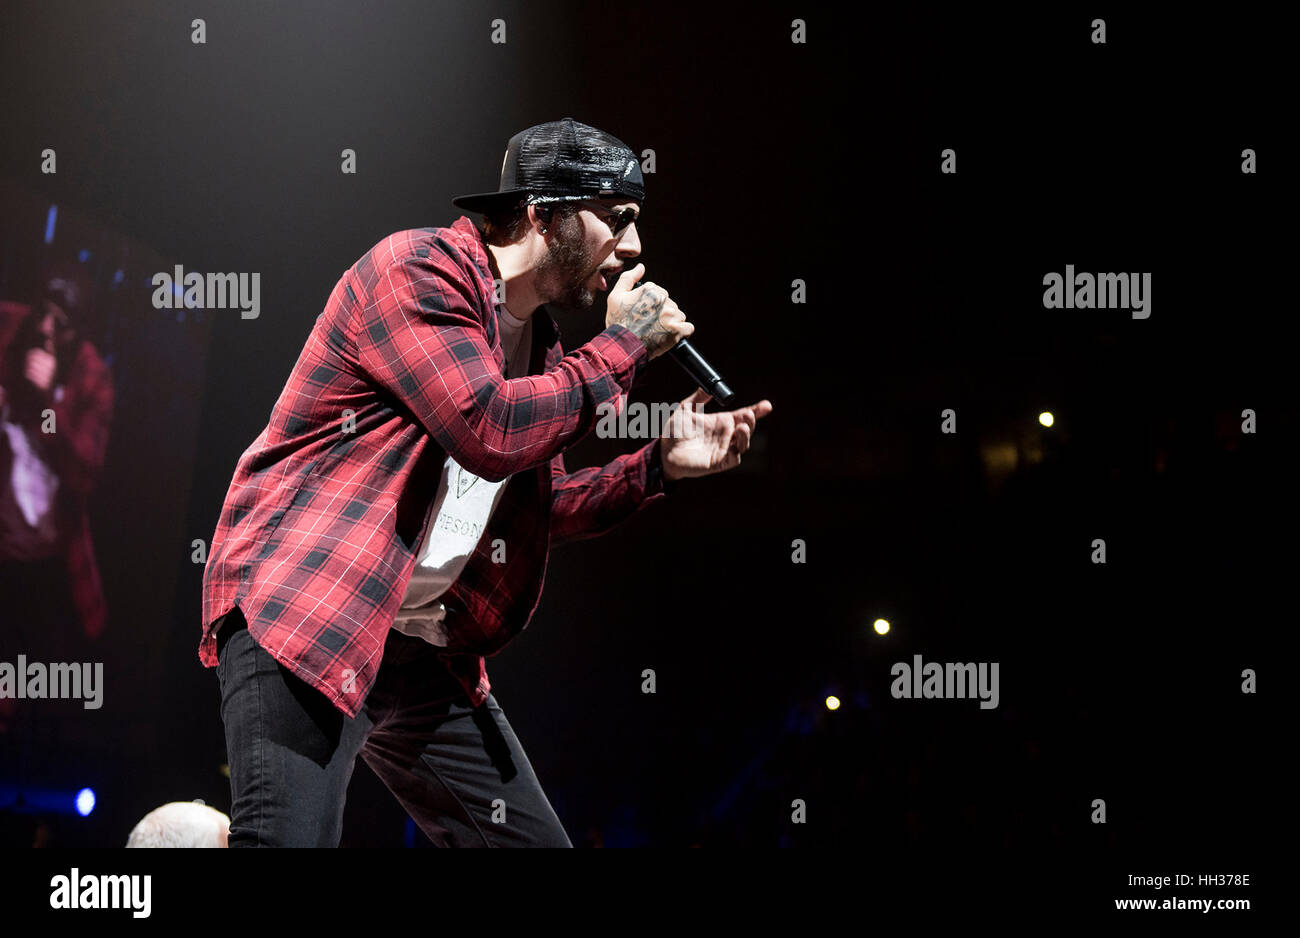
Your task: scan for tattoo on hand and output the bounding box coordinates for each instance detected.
[617,287,672,352]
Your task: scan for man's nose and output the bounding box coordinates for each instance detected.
[614,222,641,260]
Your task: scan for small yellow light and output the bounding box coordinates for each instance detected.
[873,618,890,635]
[1039,411,1055,427]
[825,695,841,711]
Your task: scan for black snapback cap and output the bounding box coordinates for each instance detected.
[452,117,645,214]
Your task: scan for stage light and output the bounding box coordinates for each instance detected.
[75,788,96,817]
[0,785,100,815]
[1038,411,1055,427]
[873,618,890,635]
[44,205,58,244]
[825,695,841,711]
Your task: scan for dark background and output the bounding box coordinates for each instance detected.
[0,0,1284,861]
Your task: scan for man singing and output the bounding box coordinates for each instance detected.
[200,118,772,847]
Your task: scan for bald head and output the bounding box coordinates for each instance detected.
[126,802,230,848]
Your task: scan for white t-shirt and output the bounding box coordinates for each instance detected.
[391,307,533,646]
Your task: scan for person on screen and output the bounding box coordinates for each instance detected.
[0,262,114,665]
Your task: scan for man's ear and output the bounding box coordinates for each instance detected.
[530,204,554,233]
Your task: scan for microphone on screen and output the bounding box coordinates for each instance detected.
[668,339,735,407]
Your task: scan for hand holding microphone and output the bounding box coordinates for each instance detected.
[606,263,736,405]
[605,263,693,360]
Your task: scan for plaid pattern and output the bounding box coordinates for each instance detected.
[201,217,670,718]
[0,302,114,639]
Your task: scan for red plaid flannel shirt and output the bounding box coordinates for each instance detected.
[200,217,672,717]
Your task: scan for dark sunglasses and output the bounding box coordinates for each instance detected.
[574,200,639,235]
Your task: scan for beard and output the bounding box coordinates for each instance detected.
[533,210,599,314]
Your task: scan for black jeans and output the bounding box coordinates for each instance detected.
[214,605,571,847]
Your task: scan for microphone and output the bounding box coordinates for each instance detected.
[668,339,735,407]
